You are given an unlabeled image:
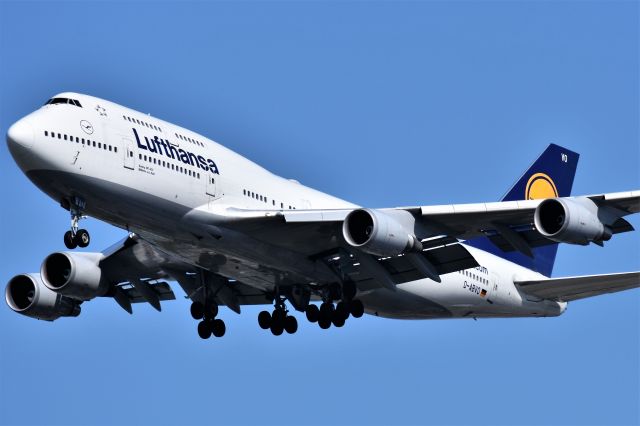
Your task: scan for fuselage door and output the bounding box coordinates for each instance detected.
[490,272,502,305]
[123,137,135,170]
[206,174,217,198]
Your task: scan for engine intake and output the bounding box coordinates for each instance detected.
[534,198,612,245]
[5,273,80,321]
[41,252,108,301]
[343,209,421,257]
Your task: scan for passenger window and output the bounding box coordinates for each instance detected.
[64,134,67,140]
[44,131,48,136]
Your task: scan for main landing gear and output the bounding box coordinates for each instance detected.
[257,296,298,336]
[62,196,90,249]
[191,301,226,339]
[305,299,364,329]
[304,281,364,330]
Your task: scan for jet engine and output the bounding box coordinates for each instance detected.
[5,273,80,321]
[343,208,422,257]
[534,197,612,245]
[41,252,108,301]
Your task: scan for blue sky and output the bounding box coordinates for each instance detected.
[0,2,638,425]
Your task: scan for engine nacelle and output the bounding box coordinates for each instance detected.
[41,252,108,301]
[5,273,80,321]
[343,208,421,257]
[534,198,612,245]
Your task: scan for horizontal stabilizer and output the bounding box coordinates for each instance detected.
[516,272,639,302]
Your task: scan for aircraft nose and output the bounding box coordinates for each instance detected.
[6,117,34,150]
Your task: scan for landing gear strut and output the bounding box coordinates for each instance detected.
[63,196,90,249]
[258,294,298,336]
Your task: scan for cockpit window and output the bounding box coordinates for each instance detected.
[44,97,83,107]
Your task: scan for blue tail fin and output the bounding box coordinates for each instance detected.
[466,144,579,277]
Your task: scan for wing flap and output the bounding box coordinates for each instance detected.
[119,281,176,304]
[321,242,478,291]
[516,272,639,302]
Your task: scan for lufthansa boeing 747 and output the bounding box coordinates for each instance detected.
[5,92,639,339]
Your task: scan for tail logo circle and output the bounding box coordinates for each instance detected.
[526,173,558,200]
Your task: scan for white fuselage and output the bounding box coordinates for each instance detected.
[7,92,565,320]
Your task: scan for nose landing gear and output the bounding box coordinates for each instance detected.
[62,197,90,249]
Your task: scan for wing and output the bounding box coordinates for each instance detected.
[95,234,275,314]
[411,190,639,244]
[201,190,637,286]
[218,190,639,256]
[516,272,640,302]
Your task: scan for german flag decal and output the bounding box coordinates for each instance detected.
[480,289,487,298]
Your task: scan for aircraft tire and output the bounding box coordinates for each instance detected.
[197,320,212,339]
[319,302,334,319]
[75,229,90,248]
[350,299,364,318]
[318,318,331,329]
[64,231,77,249]
[305,304,319,322]
[335,301,349,320]
[271,322,284,336]
[190,302,204,320]
[258,310,271,329]
[272,308,285,326]
[284,316,298,334]
[212,319,226,337]
[332,316,345,328]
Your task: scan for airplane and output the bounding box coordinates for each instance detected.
[4,92,639,339]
